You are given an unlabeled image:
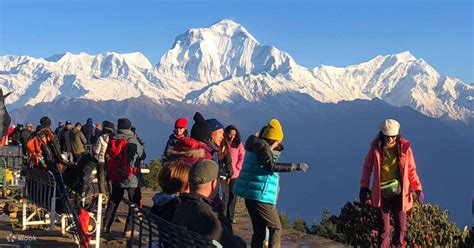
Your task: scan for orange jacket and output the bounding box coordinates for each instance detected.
[360,137,422,212]
[26,128,57,169]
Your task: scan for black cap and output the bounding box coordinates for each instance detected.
[191,112,212,143]
[40,116,52,127]
[117,118,132,130]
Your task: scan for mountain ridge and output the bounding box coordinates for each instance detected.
[0,19,472,122]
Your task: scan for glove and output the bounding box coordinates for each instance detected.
[416,190,424,204]
[297,163,309,172]
[359,187,370,203]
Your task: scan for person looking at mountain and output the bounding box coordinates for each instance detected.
[59,121,74,163]
[20,123,34,154]
[103,118,146,238]
[54,121,64,136]
[81,117,95,144]
[162,117,188,160]
[233,119,309,248]
[93,120,115,195]
[359,119,424,248]
[172,159,246,247]
[71,122,87,163]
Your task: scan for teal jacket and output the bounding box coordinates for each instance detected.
[233,135,296,205]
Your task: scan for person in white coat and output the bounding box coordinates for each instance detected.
[94,121,115,195]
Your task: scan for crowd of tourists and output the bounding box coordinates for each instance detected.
[8,112,423,248]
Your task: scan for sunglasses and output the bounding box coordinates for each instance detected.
[384,135,397,139]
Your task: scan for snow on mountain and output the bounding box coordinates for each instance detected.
[0,19,472,122]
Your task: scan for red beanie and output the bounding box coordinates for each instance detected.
[175,118,187,128]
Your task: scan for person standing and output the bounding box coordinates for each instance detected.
[103,118,146,237]
[93,120,115,195]
[71,122,87,163]
[81,118,95,144]
[166,112,213,166]
[60,121,74,163]
[225,125,245,224]
[359,119,424,248]
[233,119,309,248]
[162,117,188,160]
[20,123,34,155]
[54,121,65,136]
[91,123,102,145]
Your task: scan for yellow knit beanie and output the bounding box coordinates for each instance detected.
[262,119,284,142]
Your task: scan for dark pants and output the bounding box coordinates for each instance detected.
[73,153,83,163]
[245,199,282,248]
[103,184,141,233]
[377,194,406,248]
[227,179,238,222]
[220,179,230,218]
[97,162,111,195]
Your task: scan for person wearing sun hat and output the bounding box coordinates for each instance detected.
[359,118,423,248]
[233,118,309,248]
[162,117,189,159]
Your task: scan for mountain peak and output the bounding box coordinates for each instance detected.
[187,19,258,42]
[390,51,416,62]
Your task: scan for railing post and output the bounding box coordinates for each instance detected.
[95,193,102,248]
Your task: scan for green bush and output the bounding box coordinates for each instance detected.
[310,209,343,241]
[293,217,308,233]
[312,197,468,246]
[279,212,290,229]
[142,160,162,191]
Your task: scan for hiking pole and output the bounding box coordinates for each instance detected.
[51,160,90,247]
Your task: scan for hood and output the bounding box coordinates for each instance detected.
[86,118,93,125]
[152,192,179,206]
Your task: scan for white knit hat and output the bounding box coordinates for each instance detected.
[379,119,400,136]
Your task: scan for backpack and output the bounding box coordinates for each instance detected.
[26,128,61,169]
[106,137,139,182]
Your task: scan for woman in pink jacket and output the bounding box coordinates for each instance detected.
[359,119,424,248]
[225,125,245,224]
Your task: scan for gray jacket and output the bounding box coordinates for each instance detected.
[113,129,146,188]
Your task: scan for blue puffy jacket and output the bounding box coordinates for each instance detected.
[233,135,296,205]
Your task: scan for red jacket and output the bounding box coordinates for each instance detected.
[166,137,213,166]
[360,137,422,212]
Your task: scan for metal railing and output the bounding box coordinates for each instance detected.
[127,203,222,248]
[22,168,57,231]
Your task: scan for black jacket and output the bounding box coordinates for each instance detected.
[19,129,32,154]
[60,128,73,153]
[81,119,95,144]
[245,135,297,172]
[218,150,233,179]
[172,193,245,248]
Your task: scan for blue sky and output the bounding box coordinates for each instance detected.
[1,0,472,82]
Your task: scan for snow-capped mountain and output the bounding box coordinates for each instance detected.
[0,19,472,122]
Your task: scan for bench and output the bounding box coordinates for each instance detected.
[127,203,222,248]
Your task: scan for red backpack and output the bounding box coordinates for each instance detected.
[106,137,139,182]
